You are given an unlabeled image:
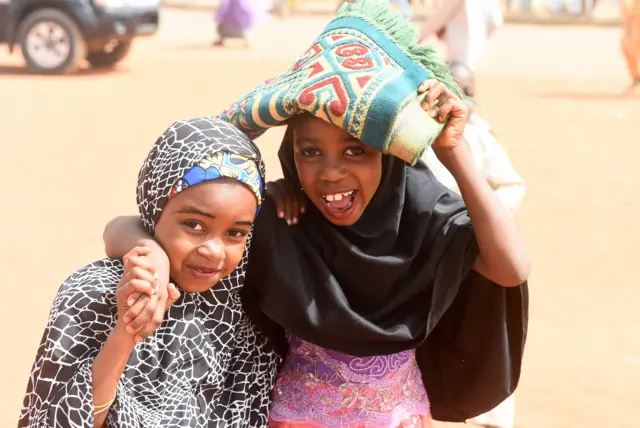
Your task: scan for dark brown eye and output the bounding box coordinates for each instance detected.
[183,221,204,232]
[344,147,364,156]
[226,229,247,238]
[300,147,321,157]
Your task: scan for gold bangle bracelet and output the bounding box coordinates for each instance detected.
[94,390,117,413]
[94,403,113,416]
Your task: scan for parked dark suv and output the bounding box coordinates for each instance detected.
[0,0,160,74]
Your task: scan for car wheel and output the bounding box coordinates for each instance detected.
[86,40,132,69]
[18,8,86,75]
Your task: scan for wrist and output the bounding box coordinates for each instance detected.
[433,143,466,162]
[433,144,476,178]
[109,324,137,353]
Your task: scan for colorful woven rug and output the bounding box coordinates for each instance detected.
[217,0,462,165]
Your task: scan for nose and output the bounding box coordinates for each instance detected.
[196,238,225,263]
[318,155,347,183]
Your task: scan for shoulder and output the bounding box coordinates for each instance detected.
[59,259,123,293]
[53,258,123,316]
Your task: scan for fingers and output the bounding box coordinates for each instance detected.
[268,179,305,226]
[122,283,179,342]
[127,291,142,307]
[268,182,287,219]
[122,267,157,294]
[166,283,181,309]
[418,80,462,123]
[420,82,444,118]
[125,293,158,338]
[124,246,152,258]
[129,277,172,340]
[134,298,166,342]
[123,246,153,270]
[291,190,306,217]
[122,279,154,297]
[284,193,299,226]
[117,277,153,305]
[437,99,456,123]
[118,248,172,343]
[417,79,438,94]
[124,254,156,275]
[123,293,150,325]
[122,247,158,296]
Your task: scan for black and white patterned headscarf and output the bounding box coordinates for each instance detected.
[18,117,280,428]
[137,117,266,233]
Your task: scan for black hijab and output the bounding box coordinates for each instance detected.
[242,128,529,421]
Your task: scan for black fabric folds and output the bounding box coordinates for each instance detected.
[242,129,529,421]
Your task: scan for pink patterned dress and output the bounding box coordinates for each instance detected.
[268,334,431,428]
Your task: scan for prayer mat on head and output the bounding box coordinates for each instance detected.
[217,0,463,165]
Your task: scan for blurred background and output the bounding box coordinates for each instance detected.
[1,0,638,427]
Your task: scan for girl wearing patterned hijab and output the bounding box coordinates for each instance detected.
[18,117,280,428]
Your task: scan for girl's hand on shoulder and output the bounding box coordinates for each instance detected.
[266,179,306,226]
[116,246,180,342]
[418,79,469,153]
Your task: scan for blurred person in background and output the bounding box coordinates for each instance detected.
[337,0,414,17]
[273,0,298,17]
[621,0,640,93]
[505,0,532,12]
[213,0,269,47]
[547,0,598,16]
[418,0,503,72]
[389,0,415,19]
[423,61,525,428]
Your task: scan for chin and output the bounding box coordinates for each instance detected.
[174,274,224,293]
[177,282,218,293]
[327,213,363,226]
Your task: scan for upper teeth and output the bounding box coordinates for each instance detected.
[324,191,353,202]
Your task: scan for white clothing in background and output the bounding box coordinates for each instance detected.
[419,0,503,70]
[422,112,525,217]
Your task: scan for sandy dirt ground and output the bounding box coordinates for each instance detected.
[1,8,638,428]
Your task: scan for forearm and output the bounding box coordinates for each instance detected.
[91,326,136,427]
[104,216,156,258]
[437,146,530,286]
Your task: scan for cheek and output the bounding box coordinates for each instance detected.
[166,240,192,269]
[223,242,248,275]
[359,161,383,203]
[294,157,314,194]
[155,224,192,268]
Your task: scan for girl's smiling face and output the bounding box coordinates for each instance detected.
[154,179,257,293]
[292,114,383,226]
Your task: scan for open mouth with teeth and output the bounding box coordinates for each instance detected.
[321,190,358,220]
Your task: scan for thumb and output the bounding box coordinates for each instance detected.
[166,283,181,311]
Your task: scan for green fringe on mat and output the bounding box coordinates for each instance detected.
[337,0,465,100]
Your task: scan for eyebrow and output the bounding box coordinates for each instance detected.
[295,136,317,145]
[295,136,360,145]
[173,207,253,226]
